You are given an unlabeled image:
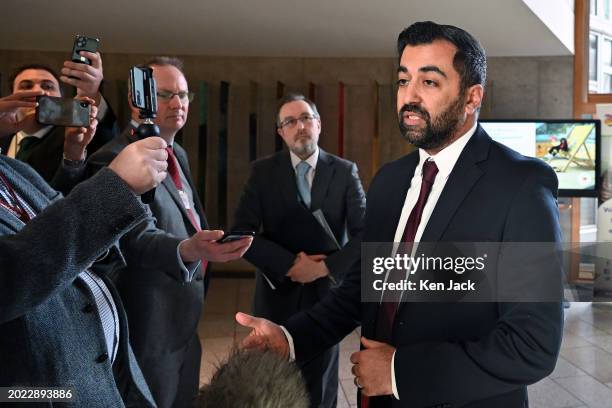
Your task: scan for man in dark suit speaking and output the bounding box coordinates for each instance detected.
[236,22,563,408]
[232,93,366,407]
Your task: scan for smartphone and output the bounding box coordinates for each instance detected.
[129,65,157,115]
[219,231,255,243]
[71,35,99,65]
[36,96,91,127]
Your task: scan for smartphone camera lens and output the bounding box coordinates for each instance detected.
[80,102,89,108]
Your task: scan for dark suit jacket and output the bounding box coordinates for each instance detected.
[286,126,564,408]
[0,102,118,182]
[87,126,208,397]
[232,148,366,324]
[0,157,155,407]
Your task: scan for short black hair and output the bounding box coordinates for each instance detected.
[9,64,61,93]
[397,21,486,92]
[276,93,319,128]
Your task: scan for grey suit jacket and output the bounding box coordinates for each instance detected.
[232,148,366,324]
[0,156,156,407]
[87,126,208,354]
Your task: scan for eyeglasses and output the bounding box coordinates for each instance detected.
[279,114,318,129]
[157,90,195,102]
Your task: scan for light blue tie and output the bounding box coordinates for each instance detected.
[296,161,311,208]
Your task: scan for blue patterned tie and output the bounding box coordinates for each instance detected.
[296,161,311,208]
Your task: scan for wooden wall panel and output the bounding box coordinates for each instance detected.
[204,82,219,226]
[226,84,250,230]
[344,84,375,189]
[256,84,278,159]
[314,83,340,157]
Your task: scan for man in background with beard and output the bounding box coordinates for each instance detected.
[232,93,366,408]
[237,21,563,408]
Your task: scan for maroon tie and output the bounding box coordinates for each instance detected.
[166,146,208,271]
[364,160,438,408]
[376,159,439,337]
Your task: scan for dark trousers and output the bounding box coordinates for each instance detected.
[137,334,201,408]
[301,344,339,408]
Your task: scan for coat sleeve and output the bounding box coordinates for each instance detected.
[87,145,197,283]
[232,162,296,287]
[322,162,366,282]
[0,166,147,323]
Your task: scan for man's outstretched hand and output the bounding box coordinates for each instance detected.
[235,312,290,360]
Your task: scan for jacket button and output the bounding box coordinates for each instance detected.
[82,303,95,313]
[96,352,109,363]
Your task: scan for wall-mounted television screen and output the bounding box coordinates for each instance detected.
[480,119,601,197]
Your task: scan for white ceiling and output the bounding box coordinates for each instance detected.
[0,0,573,58]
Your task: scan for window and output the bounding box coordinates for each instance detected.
[590,34,598,84]
[588,4,612,93]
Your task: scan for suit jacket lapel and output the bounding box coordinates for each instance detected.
[276,152,300,209]
[127,130,194,226]
[0,160,48,231]
[420,125,490,243]
[0,206,24,232]
[173,146,208,228]
[380,155,419,242]
[161,175,195,230]
[310,149,334,211]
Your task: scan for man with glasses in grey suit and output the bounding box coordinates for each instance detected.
[88,56,252,408]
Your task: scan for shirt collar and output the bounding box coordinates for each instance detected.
[290,146,319,171]
[17,126,53,142]
[417,122,477,180]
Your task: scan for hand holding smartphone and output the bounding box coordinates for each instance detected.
[35,96,91,127]
[71,35,99,65]
[219,231,255,244]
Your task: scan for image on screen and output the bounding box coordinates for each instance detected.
[481,120,600,196]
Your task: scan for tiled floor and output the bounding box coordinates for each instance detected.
[198,278,612,408]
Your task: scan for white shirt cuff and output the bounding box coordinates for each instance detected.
[177,239,201,282]
[392,350,400,399]
[96,96,108,120]
[280,326,296,361]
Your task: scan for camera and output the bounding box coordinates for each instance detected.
[71,35,99,65]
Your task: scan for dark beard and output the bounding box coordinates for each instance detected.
[398,94,465,150]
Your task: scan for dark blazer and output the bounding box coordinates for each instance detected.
[87,126,208,408]
[0,156,155,407]
[0,103,118,182]
[286,126,564,408]
[232,148,366,324]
